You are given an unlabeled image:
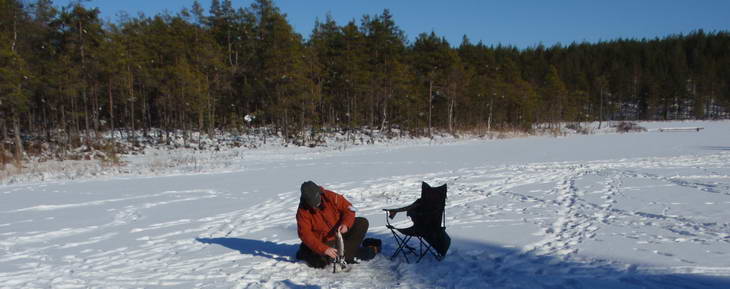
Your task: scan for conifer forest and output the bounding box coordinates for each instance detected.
[1,0,730,160]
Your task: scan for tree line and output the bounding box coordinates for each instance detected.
[2,0,729,161]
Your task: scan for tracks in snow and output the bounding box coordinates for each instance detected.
[1,152,730,288]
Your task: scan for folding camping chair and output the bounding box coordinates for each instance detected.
[383,182,450,263]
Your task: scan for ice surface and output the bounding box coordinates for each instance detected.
[1,120,730,288]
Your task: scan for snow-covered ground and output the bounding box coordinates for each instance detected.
[1,121,730,288]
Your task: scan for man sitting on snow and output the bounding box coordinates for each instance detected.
[295,181,373,268]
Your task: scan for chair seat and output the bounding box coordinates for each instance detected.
[395,226,418,236]
[385,225,421,237]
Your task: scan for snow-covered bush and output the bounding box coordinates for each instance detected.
[565,122,593,135]
[615,121,647,133]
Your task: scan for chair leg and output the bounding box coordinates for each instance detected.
[396,237,417,263]
[389,229,412,263]
[428,245,442,261]
[414,237,442,263]
[388,229,402,259]
[388,227,444,263]
[389,235,404,260]
[416,237,427,263]
[401,236,419,259]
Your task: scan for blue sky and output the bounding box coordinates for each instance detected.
[54,0,730,48]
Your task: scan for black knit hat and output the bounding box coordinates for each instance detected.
[300,181,322,209]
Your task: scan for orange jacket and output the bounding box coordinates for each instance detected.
[296,188,355,255]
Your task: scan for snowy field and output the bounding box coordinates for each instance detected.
[1,121,730,289]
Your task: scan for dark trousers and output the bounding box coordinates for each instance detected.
[296,217,369,268]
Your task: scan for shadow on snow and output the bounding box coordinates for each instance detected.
[196,237,299,263]
[196,235,730,289]
[380,237,730,289]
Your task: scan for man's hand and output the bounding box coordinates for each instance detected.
[324,247,338,259]
[338,224,349,234]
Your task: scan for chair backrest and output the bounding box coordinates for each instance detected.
[408,182,447,234]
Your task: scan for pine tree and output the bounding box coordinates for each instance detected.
[411,32,451,135]
[249,0,307,141]
[25,0,58,139]
[0,0,30,166]
[361,9,407,130]
[308,13,341,127]
[542,65,568,127]
[339,20,368,128]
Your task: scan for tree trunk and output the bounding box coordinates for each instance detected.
[346,90,351,127]
[27,109,33,139]
[447,84,455,134]
[108,77,114,139]
[283,108,289,144]
[83,88,89,139]
[598,87,604,129]
[107,77,116,155]
[380,93,388,131]
[428,79,433,137]
[13,115,23,170]
[42,94,49,140]
[142,82,149,137]
[1,118,7,167]
[448,97,455,134]
[369,91,374,128]
[146,82,152,136]
[1,118,7,144]
[60,102,67,159]
[79,19,89,142]
[207,73,214,136]
[487,97,493,132]
[128,66,135,142]
[92,82,99,139]
[71,91,79,145]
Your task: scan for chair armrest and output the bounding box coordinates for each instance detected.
[383,201,419,213]
[384,201,421,222]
